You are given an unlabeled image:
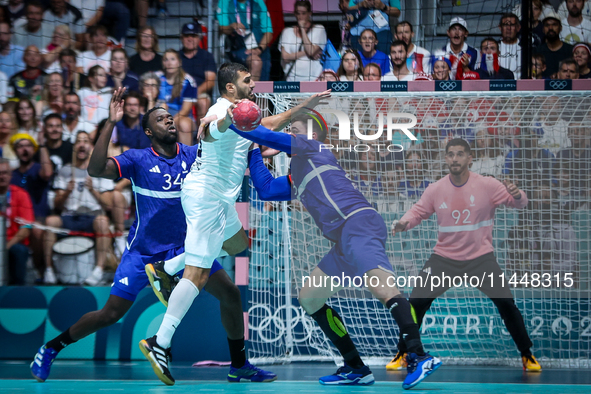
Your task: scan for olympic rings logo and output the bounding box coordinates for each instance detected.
[330,82,351,92]
[248,303,320,344]
[549,80,568,90]
[438,81,458,91]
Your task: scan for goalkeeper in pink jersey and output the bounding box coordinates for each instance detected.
[388,138,542,372]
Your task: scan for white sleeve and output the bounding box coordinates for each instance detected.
[94,177,115,192]
[53,167,68,190]
[312,25,327,49]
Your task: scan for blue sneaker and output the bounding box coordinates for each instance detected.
[402,353,441,390]
[227,360,277,382]
[30,345,58,382]
[319,364,375,385]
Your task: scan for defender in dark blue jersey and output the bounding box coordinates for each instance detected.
[219,115,441,389]
[30,88,275,386]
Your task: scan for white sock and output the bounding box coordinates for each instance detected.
[164,253,185,276]
[155,278,199,348]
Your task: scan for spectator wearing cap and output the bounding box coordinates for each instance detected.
[0,157,34,285]
[556,57,580,79]
[10,132,52,280]
[395,21,431,74]
[477,37,515,79]
[535,12,574,78]
[341,0,400,54]
[179,22,216,120]
[218,0,273,81]
[279,0,326,82]
[129,26,163,77]
[0,21,25,78]
[441,17,479,79]
[358,28,390,74]
[106,48,139,92]
[383,40,415,81]
[573,43,591,77]
[431,54,452,81]
[12,1,53,51]
[560,0,591,44]
[498,13,522,79]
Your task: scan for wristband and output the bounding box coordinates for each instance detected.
[209,118,225,140]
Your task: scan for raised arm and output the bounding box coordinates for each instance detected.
[88,87,126,179]
[230,123,293,154]
[261,90,331,131]
[248,146,292,201]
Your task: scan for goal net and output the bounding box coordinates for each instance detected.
[248,88,591,368]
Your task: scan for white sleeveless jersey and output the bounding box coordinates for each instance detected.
[183,97,251,202]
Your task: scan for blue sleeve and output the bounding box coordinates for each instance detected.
[248,148,292,201]
[229,124,293,154]
[183,77,198,102]
[111,150,136,179]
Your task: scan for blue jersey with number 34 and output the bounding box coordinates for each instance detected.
[111,143,199,256]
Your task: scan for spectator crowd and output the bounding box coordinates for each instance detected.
[0,0,589,287]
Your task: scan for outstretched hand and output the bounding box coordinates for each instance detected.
[109,87,126,123]
[503,179,521,199]
[391,220,409,236]
[303,89,332,109]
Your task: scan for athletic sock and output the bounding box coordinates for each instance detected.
[310,304,364,369]
[227,337,247,368]
[156,278,199,348]
[163,253,185,276]
[387,295,425,356]
[46,328,76,352]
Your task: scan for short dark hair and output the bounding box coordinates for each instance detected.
[390,39,408,53]
[27,1,44,10]
[292,114,327,143]
[360,28,378,40]
[142,106,165,131]
[217,62,249,95]
[559,57,579,73]
[124,90,146,111]
[445,138,471,154]
[65,91,80,102]
[59,48,77,62]
[88,24,109,37]
[294,0,311,13]
[364,62,382,77]
[395,21,414,33]
[43,113,62,125]
[480,37,499,51]
[500,13,520,26]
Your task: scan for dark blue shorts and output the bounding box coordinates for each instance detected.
[318,210,393,280]
[62,214,96,233]
[111,246,224,301]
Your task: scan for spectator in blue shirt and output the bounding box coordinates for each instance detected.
[113,91,150,150]
[179,22,216,120]
[343,0,400,54]
[107,48,139,92]
[0,21,25,78]
[358,28,390,75]
[217,0,273,81]
[157,49,197,145]
[399,151,430,198]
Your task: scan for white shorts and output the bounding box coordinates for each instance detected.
[182,188,243,268]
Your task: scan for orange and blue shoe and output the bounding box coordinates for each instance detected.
[227,360,277,382]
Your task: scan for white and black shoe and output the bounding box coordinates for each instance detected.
[139,336,174,386]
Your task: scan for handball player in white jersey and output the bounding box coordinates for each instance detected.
[141,62,330,384]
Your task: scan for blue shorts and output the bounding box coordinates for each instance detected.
[62,214,96,233]
[318,210,393,279]
[111,246,224,301]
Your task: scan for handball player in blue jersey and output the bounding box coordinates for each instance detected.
[30,88,275,385]
[206,113,441,389]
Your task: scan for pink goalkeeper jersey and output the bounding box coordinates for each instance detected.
[400,172,528,261]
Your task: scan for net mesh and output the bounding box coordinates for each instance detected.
[248,90,591,367]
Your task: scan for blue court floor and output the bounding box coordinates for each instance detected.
[2,360,591,393]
